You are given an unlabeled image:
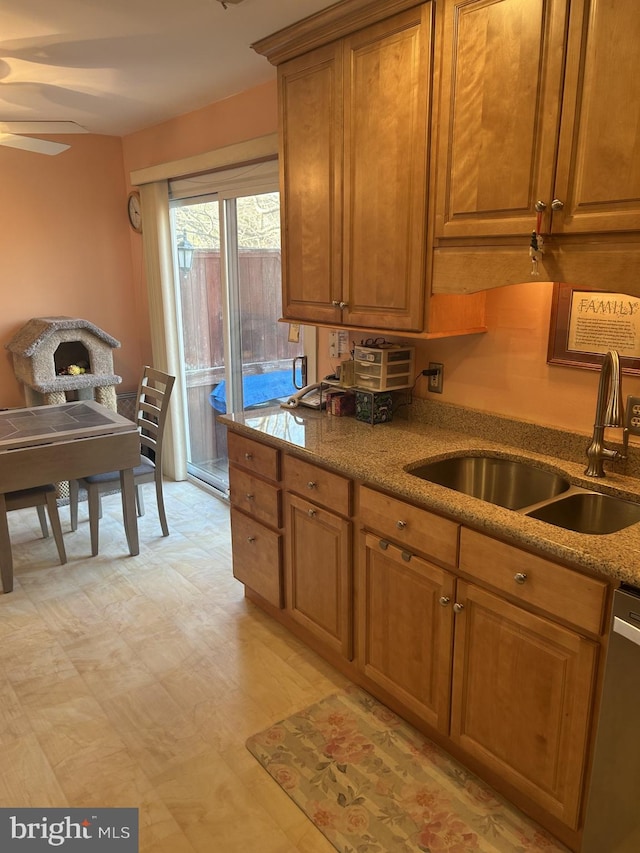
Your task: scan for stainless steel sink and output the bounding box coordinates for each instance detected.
[526,492,640,535]
[407,455,571,510]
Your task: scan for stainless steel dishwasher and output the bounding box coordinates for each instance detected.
[582,586,640,852]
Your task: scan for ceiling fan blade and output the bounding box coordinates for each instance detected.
[0,132,70,155]
[0,121,87,134]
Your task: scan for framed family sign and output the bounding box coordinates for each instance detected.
[547,283,640,374]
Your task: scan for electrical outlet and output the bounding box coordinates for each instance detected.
[328,329,349,359]
[428,362,444,393]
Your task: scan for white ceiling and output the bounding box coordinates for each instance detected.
[0,0,337,137]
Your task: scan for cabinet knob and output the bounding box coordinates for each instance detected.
[244,452,253,460]
[439,596,451,607]
[247,536,256,544]
[246,493,254,501]
[396,520,407,530]
[308,508,317,517]
[453,602,464,614]
[331,300,340,307]
[551,198,564,211]
[379,539,390,550]
[401,550,412,562]
[534,200,547,212]
[307,481,317,489]
[338,301,348,309]
[514,572,528,585]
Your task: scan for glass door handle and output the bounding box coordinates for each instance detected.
[293,355,308,390]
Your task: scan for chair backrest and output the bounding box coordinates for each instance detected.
[136,367,175,468]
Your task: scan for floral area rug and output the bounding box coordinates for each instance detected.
[246,686,569,853]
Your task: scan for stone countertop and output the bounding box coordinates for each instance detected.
[219,402,640,588]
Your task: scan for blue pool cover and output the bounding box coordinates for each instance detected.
[209,370,298,414]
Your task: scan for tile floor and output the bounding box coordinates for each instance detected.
[0,480,347,852]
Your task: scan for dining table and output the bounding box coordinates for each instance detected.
[0,400,141,593]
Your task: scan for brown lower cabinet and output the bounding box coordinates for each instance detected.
[284,492,352,658]
[358,532,455,732]
[450,580,598,830]
[227,429,613,850]
[228,432,283,609]
[283,454,353,659]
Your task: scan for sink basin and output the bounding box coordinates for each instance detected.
[526,492,640,534]
[408,455,570,510]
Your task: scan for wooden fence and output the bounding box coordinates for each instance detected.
[179,249,301,468]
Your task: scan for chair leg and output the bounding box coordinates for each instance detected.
[36,504,49,538]
[155,476,169,537]
[69,480,79,531]
[45,492,67,565]
[135,484,145,518]
[87,485,101,556]
[0,495,13,593]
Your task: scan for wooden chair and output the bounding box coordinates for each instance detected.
[69,367,175,555]
[0,485,67,593]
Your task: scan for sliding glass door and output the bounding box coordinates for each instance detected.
[170,181,312,494]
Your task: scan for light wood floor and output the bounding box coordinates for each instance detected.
[0,481,348,852]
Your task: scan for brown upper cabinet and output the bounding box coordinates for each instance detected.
[431,0,640,294]
[254,0,486,336]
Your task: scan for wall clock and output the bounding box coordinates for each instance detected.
[127,190,142,233]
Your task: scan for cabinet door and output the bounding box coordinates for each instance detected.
[433,0,568,240]
[359,533,455,732]
[552,0,640,234]
[231,507,283,608]
[279,42,343,324]
[450,581,598,829]
[285,493,352,659]
[343,5,431,331]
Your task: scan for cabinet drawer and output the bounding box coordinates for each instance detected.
[229,465,281,529]
[228,431,280,482]
[230,508,283,608]
[360,486,459,569]
[459,528,608,634]
[284,454,352,516]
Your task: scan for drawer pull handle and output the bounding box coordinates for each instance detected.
[396,520,407,530]
[307,481,318,489]
[453,602,464,614]
[401,550,412,562]
[244,452,253,460]
[439,596,451,607]
[514,572,528,585]
[308,508,317,517]
[247,536,256,544]
[246,493,254,501]
[379,539,390,550]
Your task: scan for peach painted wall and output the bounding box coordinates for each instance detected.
[319,281,640,437]
[0,134,141,407]
[122,81,278,173]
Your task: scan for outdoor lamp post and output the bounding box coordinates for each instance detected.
[177,231,194,276]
